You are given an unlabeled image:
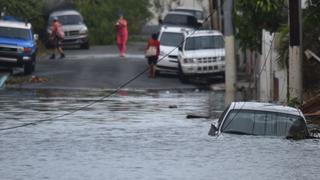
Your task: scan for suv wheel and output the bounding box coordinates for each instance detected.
[31,55,36,72]
[178,63,189,83]
[24,61,33,75]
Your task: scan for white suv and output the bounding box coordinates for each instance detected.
[156,26,193,75]
[178,30,225,82]
[47,10,89,49]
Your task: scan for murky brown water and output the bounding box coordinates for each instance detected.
[0,89,319,180]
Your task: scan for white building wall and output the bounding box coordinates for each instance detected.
[259,30,287,103]
[259,30,272,102]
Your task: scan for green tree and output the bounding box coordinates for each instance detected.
[75,0,152,44]
[276,2,320,92]
[0,0,44,35]
[234,0,287,52]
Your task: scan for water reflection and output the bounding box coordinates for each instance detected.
[0,89,319,180]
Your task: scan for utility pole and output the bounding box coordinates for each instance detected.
[217,0,222,32]
[209,0,220,30]
[288,0,303,103]
[223,0,236,105]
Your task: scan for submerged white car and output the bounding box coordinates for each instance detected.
[178,30,225,82]
[156,26,193,75]
[209,102,310,139]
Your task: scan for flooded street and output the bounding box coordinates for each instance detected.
[0,89,319,180]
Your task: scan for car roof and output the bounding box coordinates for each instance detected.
[160,26,194,33]
[0,20,31,29]
[186,30,223,37]
[229,102,303,116]
[49,10,81,17]
[174,6,203,12]
[165,11,195,17]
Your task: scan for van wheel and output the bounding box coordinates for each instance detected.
[81,42,90,49]
[155,70,160,76]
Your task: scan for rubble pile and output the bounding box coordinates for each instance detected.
[301,94,320,125]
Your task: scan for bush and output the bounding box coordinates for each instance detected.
[0,0,45,36]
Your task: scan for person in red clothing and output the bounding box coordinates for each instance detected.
[50,17,65,59]
[115,13,128,57]
[145,33,160,78]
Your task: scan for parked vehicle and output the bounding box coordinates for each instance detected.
[172,7,205,25]
[177,30,225,82]
[0,20,38,74]
[209,102,310,139]
[156,26,193,75]
[47,10,89,49]
[162,11,200,29]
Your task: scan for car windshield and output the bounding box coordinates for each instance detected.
[160,32,184,47]
[220,109,308,137]
[184,35,224,50]
[0,26,30,40]
[50,15,83,25]
[163,14,197,27]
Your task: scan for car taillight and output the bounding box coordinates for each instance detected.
[24,48,31,53]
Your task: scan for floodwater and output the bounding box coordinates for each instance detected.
[0,89,319,180]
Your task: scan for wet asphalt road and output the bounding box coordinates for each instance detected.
[10,43,199,91]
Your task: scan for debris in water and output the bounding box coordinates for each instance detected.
[169,105,178,109]
[0,74,9,88]
[186,114,209,119]
[30,76,48,83]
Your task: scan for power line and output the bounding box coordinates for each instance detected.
[257,35,275,78]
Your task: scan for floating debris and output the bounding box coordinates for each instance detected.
[30,76,48,83]
[169,105,178,109]
[0,74,9,88]
[186,114,209,119]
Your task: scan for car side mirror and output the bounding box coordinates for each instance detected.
[208,124,218,136]
[178,46,182,51]
[34,34,39,41]
[158,18,163,25]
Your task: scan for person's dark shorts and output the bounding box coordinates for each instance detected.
[147,56,158,65]
[52,37,62,48]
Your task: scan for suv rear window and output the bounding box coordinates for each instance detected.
[163,14,197,27]
[173,9,204,20]
[185,35,224,50]
[160,32,184,47]
[0,27,31,40]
